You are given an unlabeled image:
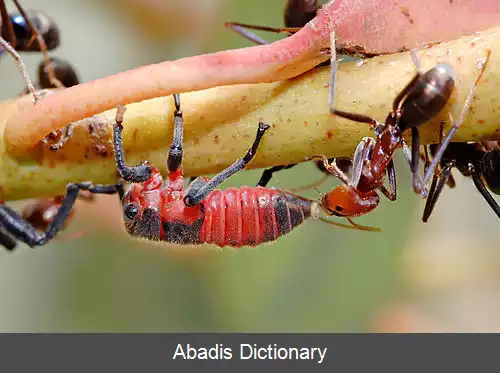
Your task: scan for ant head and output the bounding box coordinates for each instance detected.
[396,64,455,131]
[322,185,379,217]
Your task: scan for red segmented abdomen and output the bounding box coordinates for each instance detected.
[199,187,313,247]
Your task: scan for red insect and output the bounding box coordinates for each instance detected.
[313,50,490,219]
[113,94,377,248]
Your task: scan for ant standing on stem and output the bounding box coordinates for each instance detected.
[312,49,490,219]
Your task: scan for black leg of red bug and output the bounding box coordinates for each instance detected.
[167,93,183,173]
[184,122,270,206]
[0,182,122,250]
[113,106,152,183]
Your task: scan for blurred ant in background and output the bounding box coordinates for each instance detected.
[421,122,500,221]
[0,0,65,94]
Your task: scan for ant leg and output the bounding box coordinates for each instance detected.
[225,21,300,36]
[333,109,386,135]
[308,155,349,184]
[167,94,183,173]
[0,182,120,248]
[418,50,491,194]
[410,127,422,193]
[471,172,500,219]
[257,164,297,187]
[379,158,397,201]
[0,36,39,103]
[0,0,15,48]
[184,122,270,206]
[328,27,337,114]
[113,106,152,183]
[392,50,423,111]
[0,228,17,251]
[11,0,63,88]
[349,137,374,188]
[225,23,270,45]
[422,162,453,222]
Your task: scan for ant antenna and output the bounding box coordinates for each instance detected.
[316,216,381,232]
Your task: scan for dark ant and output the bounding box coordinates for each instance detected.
[1,0,64,91]
[311,49,490,219]
[421,131,500,222]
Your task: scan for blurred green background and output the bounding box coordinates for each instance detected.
[1,0,500,332]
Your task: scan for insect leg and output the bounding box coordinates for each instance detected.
[257,164,297,187]
[167,93,183,173]
[184,122,270,206]
[349,137,374,188]
[0,182,120,248]
[472,172,500,219]
[378,158,397,201]
[422,162,453,222]
[113,106,152,183]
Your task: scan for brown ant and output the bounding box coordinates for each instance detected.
[313,49,490,219]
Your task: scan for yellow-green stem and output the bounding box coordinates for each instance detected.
[1,26,499,201]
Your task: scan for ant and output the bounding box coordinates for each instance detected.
[311,49,490,219]
[421,132,500,222]
[1,0,64,96]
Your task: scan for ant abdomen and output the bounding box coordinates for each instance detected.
[284,0,319,28]
[398,64,456,131]
[38,57,80,88]
[9,10,60,51]
[480,151,500,194]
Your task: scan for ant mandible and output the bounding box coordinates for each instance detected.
[313,49,490,219]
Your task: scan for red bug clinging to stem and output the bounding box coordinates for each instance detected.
[0,93,375,253]
[113,94,377,248]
